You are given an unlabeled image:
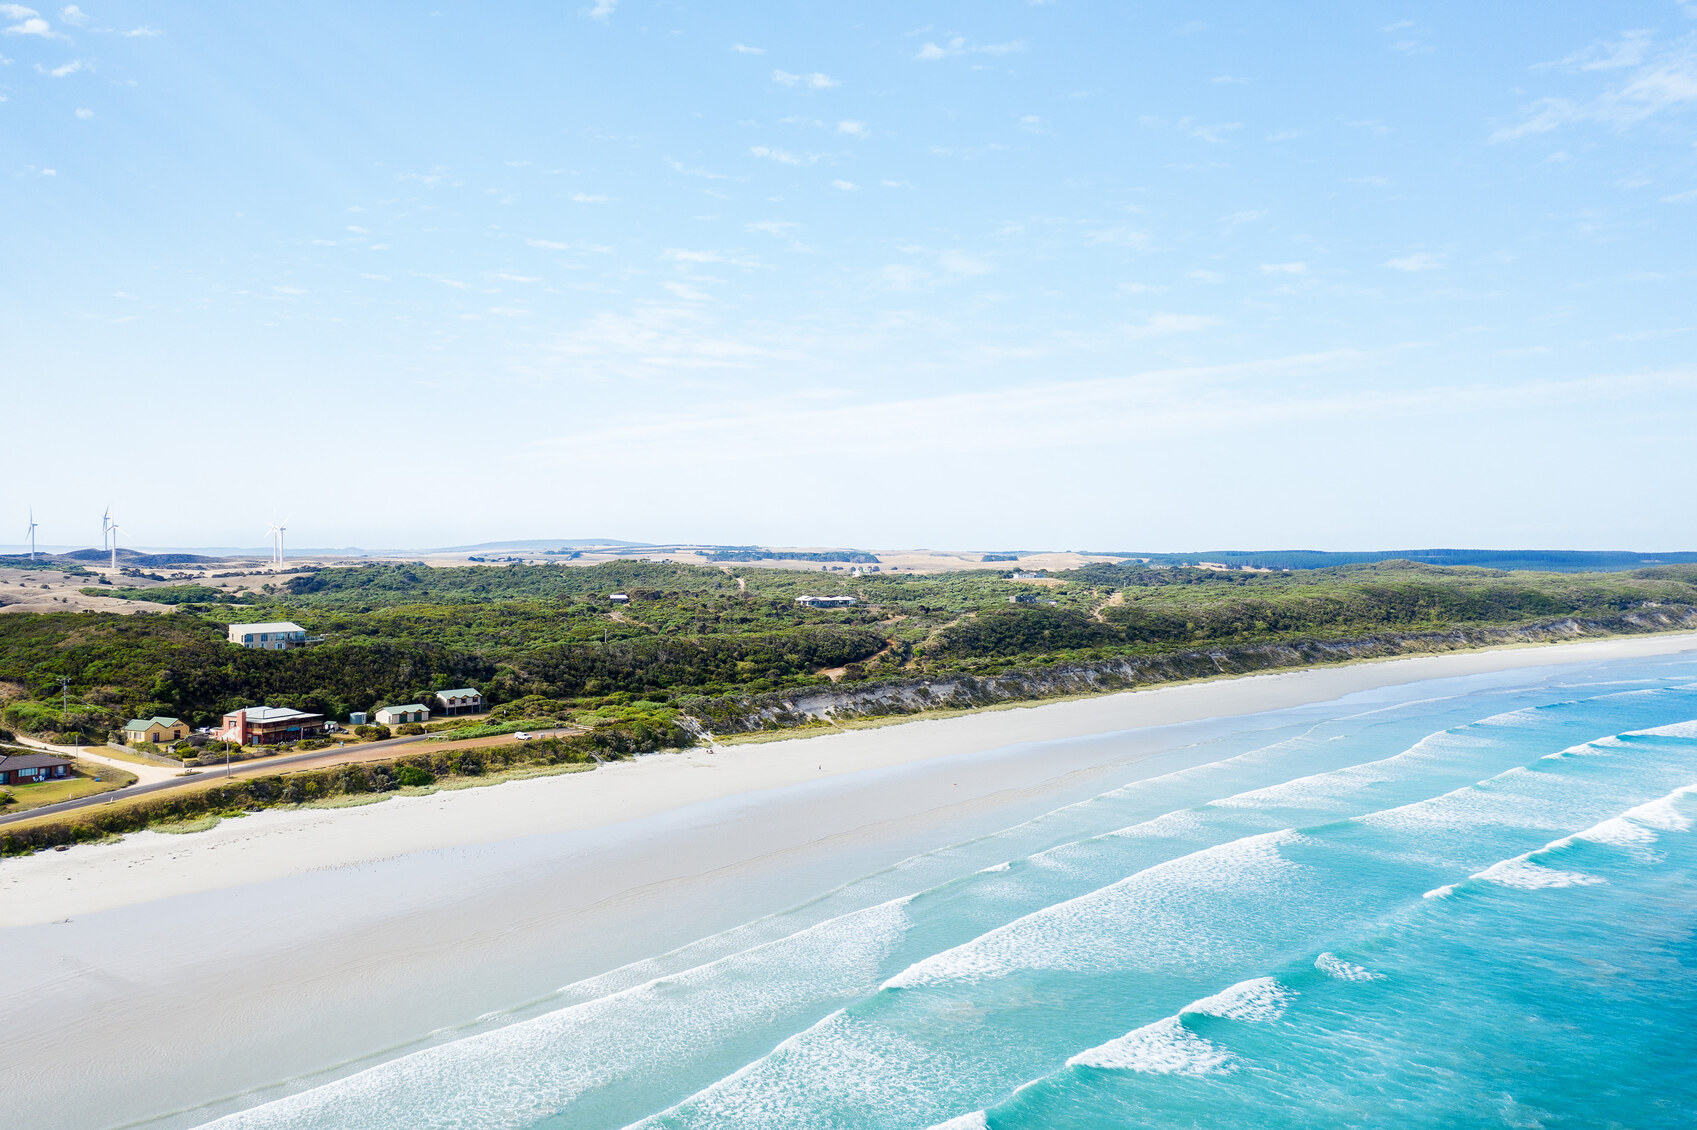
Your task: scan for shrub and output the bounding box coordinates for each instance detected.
[395,722,425,736]
[395,765,434,787]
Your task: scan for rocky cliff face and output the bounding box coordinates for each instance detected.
[679,608,1697,734]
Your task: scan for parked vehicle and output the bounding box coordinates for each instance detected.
[513,731,532,741]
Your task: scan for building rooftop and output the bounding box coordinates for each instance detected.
[229,621,306,635]
[0,753,72,772]
[380,703,428,712]
[123,716,184,731]
[435,688,481,698]
[230,706,322,722]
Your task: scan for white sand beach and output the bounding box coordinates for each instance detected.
[4,632,1696,1130]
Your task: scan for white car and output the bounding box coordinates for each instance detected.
[513,731,532,741]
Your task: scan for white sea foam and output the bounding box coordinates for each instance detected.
[1104,808,1210,841]
[1621,783,1697,832]
[883,830,1305,990]
[631,1007,1005,1129]
[1067,1016,1232,1075]
[925,1113,989,1130]
[1630,719,1697,740]
[1315,952,1383,981]
[1209,726,1489,812]
[979,861,1011,873]
[1472,857,1604,890]
[1183,976,1292,1022]
[1573,817,1659,849]
[199,899,913,1130]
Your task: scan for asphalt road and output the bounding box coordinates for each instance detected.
[0,734,434,828]
[0,727,585,829]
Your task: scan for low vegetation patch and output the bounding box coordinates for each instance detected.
[1,723,681,855]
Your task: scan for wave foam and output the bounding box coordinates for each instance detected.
[1315,952,1383,982]
[1472,857,1605,890]
[1067,1016,1231,1075]
[925,1113,989,1130]
[1183,977,1291,1022]
[883,830,1304,990]
[199,899,913,1130]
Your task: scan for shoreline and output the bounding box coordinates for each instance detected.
[3,631,1696,1130]
[4,630,1695,927]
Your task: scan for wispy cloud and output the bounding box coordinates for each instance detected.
[43,57,81,75]
[1547,29,1655,72]
[73,105,90,118]
[571,192,611,203]
[731,43,764,55]
[772,69,839,89]
[662,280,712,302]
[830,179,857,191]
[1385,252,1443,271]
[837,119,867,137]
[1260,261,1307,275]
[1495,32,1697,139]
[749,144,813,165]
[662,248,767,268]
[586,0,616,22]
[915,36,1024,61]
[57,3,83,24]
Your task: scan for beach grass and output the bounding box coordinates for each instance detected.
[153,813,225,834]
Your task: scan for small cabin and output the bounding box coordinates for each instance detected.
[123,716,188,745]
[375,704,430,726]
[434,688,483,716]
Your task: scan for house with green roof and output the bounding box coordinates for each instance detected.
[123,716,187,745]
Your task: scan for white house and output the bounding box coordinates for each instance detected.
[227,621,310,650]
[434,688,483,716]
[375,704,430,726]
[795,595,856,609]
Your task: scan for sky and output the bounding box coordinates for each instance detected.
[3,1,1696,553]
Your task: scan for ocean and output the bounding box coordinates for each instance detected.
[195,652,1697,1129]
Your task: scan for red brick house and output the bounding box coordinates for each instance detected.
[0,753,73,786]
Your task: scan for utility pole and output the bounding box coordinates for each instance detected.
[59,676,76,747]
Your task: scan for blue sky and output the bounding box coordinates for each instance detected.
[4,1,1696,552]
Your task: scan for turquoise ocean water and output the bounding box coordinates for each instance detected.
[198,654,1697,1129]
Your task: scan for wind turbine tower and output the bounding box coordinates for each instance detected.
[25,508,38,562]
[108,516,121,572]
[267,517,290,566]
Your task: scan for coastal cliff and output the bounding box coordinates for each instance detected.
[681,607,1697,734]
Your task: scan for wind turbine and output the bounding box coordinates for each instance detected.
[101,505,112,556]
[109,519,122,572]
[267,517,290,566]
[25,507,38,562]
